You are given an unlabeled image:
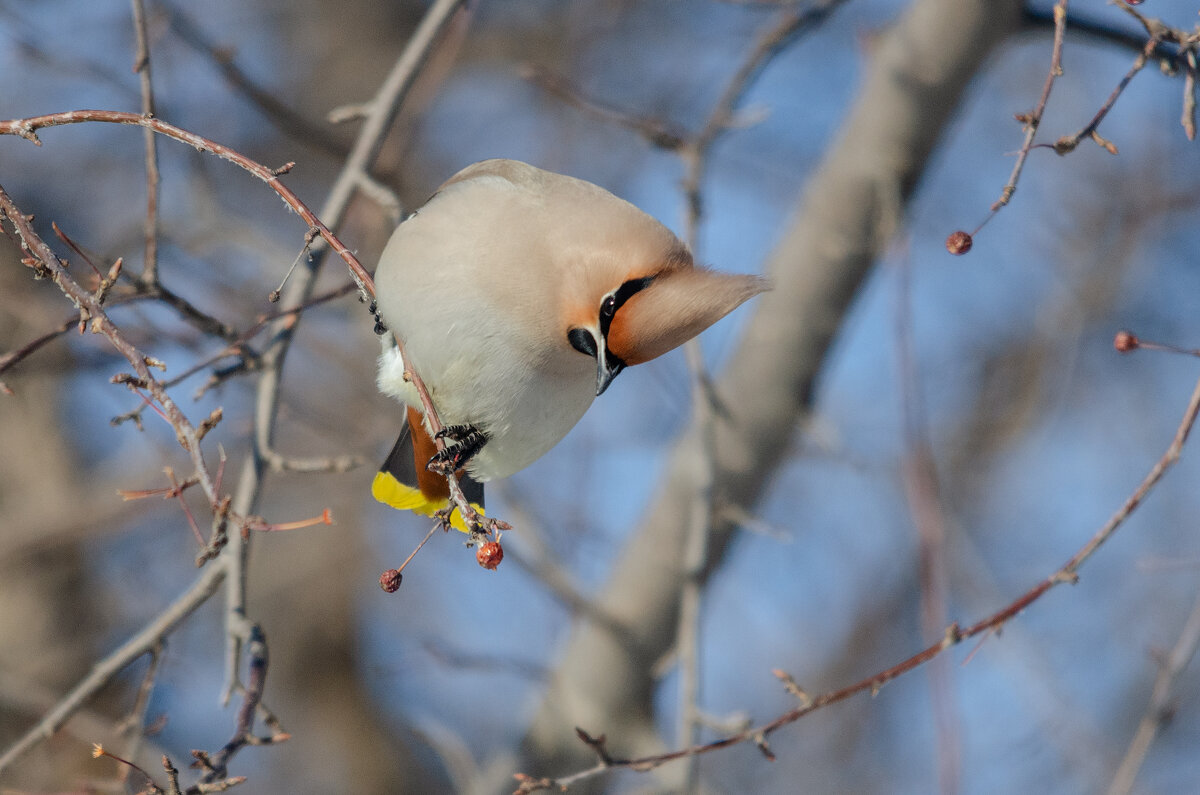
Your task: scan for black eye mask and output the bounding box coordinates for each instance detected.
[598,275,655,339]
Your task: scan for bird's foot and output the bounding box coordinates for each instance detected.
[427,424,488,474]
[434,424,480,442]
[369,300,388,335]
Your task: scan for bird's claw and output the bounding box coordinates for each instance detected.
[426,424,488,473]
[435,424,476,442]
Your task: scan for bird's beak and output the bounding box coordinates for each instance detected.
[595,345,625,396]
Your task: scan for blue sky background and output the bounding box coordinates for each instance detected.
[3,0,1200,792]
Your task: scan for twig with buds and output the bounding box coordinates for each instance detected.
[949,1,1198,254]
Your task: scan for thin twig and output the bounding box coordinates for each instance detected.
[676,338,715,791]
[0,109,376,299]
[680,0,849,241]
[118,641,165,788]
[112,280,358,427]
[895,255,959,794]
[161,2,350,158]
[1021,6,1181,69]
[163,755,183,795]
[1107,584,1200,795]
[0,185,228,518]
[0,564,224,773]
[130,0,161,284]
[993,3,1196,228]
[0,315,78,379]
[198,625,285,784]
[980,1,1195,235]
[1182,47,1197,141]
[982,0,1069,225]
[46,216,239,342]
[401,349,505,536]
[1052,34,1162,155]
[674,8,849,785]
[519,64,686,151]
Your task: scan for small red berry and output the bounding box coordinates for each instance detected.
[1113,330,1139,353]
[379,569,403,592]
[945,230,973,255]
[476,541,503,570]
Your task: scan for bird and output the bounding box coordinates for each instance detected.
[371,158,766,529]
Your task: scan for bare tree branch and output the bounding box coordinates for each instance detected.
[129,0,161,284]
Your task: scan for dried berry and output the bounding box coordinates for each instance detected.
[945,230,973,255]
[476,541,504,570]
[379,568,403,593]
[1113,330,1139,353]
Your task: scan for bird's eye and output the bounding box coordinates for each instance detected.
[600,294,617,319]
[599,276,654,337]
[568,327,598,358]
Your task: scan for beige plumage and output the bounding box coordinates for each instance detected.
[372,159,765,522]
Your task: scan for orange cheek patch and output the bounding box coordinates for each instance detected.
[605,294,652,365]
[566,312,595,335]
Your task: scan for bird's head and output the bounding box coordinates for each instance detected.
[565,244,767,396]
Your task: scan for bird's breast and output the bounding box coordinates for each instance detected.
[387,314,596,481]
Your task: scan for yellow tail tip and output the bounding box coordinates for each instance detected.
[371,471,483,533]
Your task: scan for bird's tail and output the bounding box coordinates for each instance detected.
[372,407,485,533]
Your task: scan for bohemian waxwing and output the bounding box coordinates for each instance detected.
[371,159,766,528]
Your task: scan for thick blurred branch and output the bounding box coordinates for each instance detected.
[519,0,1025,784]
[161,2,351,158]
